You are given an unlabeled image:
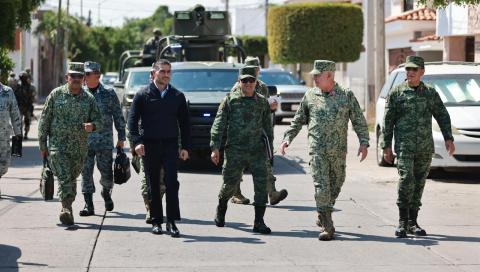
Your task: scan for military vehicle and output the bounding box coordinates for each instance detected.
[115,5,276,164]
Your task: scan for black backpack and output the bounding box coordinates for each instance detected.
[114,147,131,184]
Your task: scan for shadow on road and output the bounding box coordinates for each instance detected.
[273,155,307,175]
[0,244,22,271]
[10,146,43,168]
[429,169,480,184]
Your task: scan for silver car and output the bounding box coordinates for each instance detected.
[375,62,480,172]
[259,68,308,124]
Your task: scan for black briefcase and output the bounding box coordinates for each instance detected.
[114,147,131,185]
[11,135,22,157]
[40,158,54,200]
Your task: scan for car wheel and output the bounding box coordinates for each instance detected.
[275,117,283,124]
[377,131,392,167]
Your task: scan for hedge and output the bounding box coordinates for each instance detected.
[237,35,268,58]
[268,3,363,64]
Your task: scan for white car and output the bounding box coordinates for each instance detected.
[259,68,308,123]
[375,62,480,171]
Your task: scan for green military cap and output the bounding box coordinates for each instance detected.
[245,56,260,67]
[153,28,162,35]
[404,55,424,68]
[68,62,84,75]
[309,60,336,75]
[239,66,257,79]
[84,61,101,73]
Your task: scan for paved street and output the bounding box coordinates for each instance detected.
[0,107,479,272]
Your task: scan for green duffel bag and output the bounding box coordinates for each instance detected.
[40,158,54,200]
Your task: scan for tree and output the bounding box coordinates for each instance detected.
[0,0,44,80]
[418,0,480,8]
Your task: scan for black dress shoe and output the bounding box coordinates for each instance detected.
[152,224,162,235]
[166,221,180,238]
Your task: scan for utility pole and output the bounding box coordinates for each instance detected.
[365,0,375,124]
[375,0,386,109]
[225,0,229,13]
[80,0,83,21]
[265,0,269,36]
[64,0,70,77]
[53,0,62,86]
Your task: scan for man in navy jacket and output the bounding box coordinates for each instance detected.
[128,59,191,237]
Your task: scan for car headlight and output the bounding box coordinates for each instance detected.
[432,120,460,135]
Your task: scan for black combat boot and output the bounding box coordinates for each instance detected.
[408,209,427,236]
[214,200,228,227]
[395,208,409,238]
[101,188,114,212]
[253,205,271,234]
[79,193,94,216]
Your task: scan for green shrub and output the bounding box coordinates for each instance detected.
[268,3,363,64]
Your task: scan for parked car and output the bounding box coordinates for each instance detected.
[259,68,308,124]
[101,72,118,89]
[375,62,480,172]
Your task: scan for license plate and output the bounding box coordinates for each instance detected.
[291,104,299,111]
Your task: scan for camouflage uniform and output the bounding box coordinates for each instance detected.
[38,83,103,202]
[13,75,36,138]
[230,78,285,204]
[0,84,22,187]
[211,67,273,233]
[283,60,369,240]
[380,56,453,237]
[81,82,126,194]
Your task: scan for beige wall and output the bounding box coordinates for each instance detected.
[443,36,466,61]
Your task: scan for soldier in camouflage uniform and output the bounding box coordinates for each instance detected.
[38,62,103,226]
[380,56,455,238]
[143,28,162,63]
[79,61,126,217]
[0,80,22,198]
[230,56,288,206]
[211,66,273,234]
[13,71,36,140]
[279,60,369,241]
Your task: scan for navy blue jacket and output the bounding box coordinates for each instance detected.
[128,83,192,151]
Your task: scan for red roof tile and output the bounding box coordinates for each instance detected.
[385,8,436,23]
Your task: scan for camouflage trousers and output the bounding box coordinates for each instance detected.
[0,139,11,177]
[132,155,165,197]
[81,149,113,194]
[48,150,85,201]
[310,154,346,212]
[396,155,432,210]
[235,160,277,194]
[219,149,268,206]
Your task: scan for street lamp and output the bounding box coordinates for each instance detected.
[97,0,109,25]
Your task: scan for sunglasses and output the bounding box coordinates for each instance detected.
[406,67,419,72]
[69,74,84,79]
[241,78,256,83]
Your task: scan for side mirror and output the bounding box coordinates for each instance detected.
[267,85,278,96]
[113,81,125,89]
[299,80,306,85]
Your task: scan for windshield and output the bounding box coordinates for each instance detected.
[170,69,239,92]
[127,71,150,90]
[392,72,480,106]
[259,71,301,85]
[102,75,117,85]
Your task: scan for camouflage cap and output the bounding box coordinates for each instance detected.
[239,66,257,79]
[68,62,85,74]
[244,56,260,67]
[84,61,101,73]
[404,55,424,68]
[153,28,162,35]
[309,60,336,75]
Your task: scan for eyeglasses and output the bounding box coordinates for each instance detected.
[240,78,256,83]
[406,67,419,72]
[69,74,84,79]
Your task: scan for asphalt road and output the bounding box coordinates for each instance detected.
[0,110,479,272]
